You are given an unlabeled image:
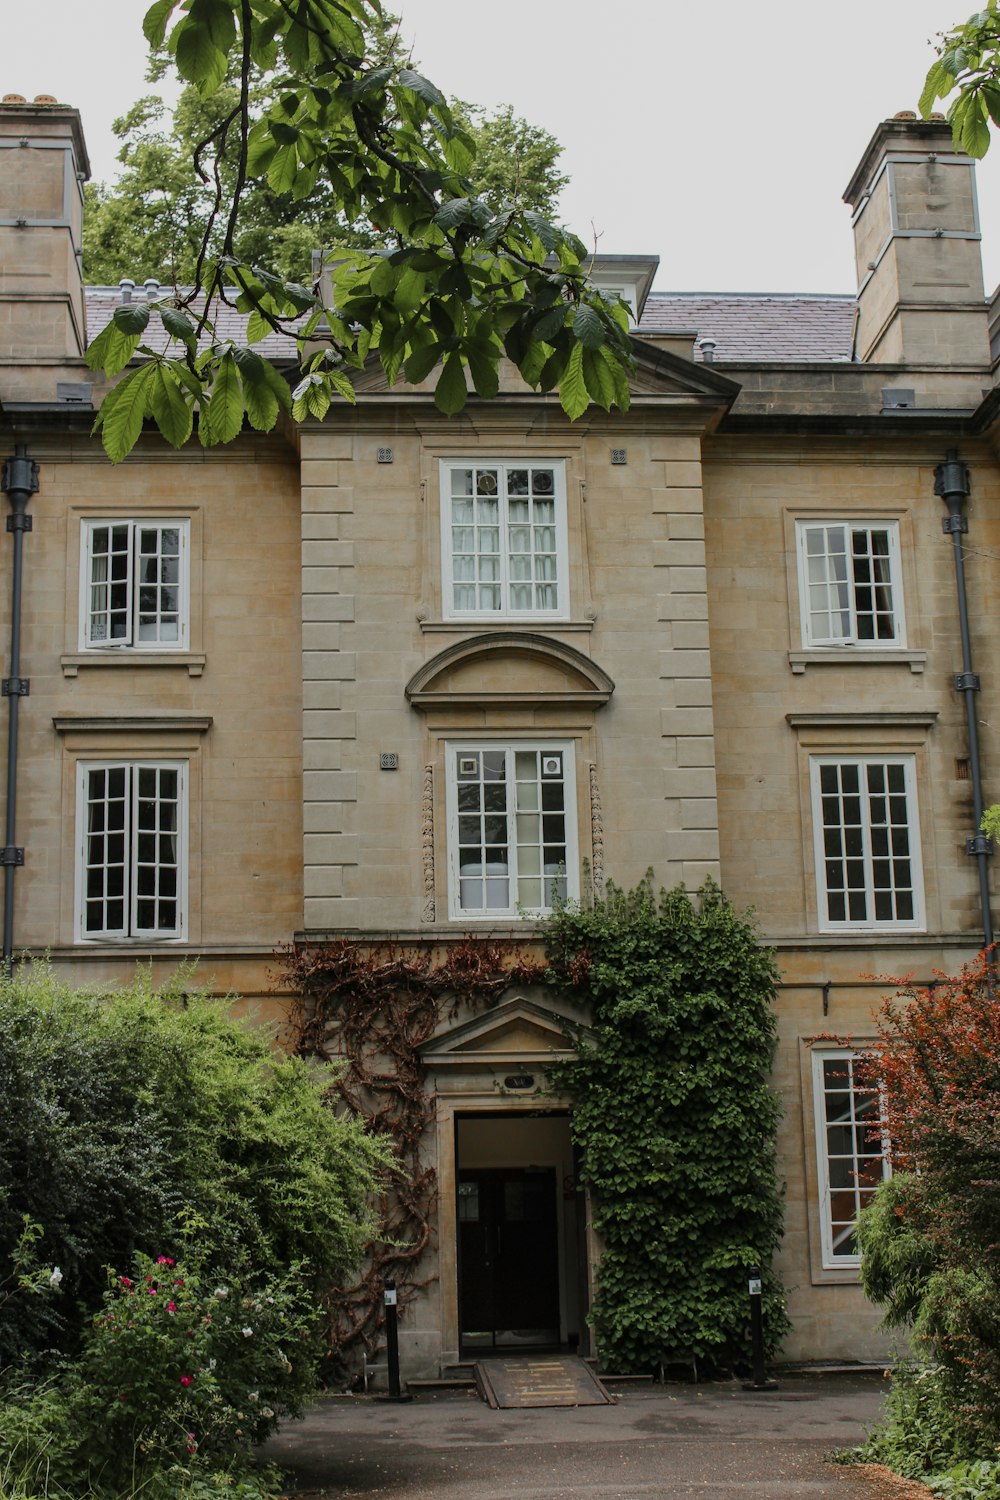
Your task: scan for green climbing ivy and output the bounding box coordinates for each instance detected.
[544,876,788,1376]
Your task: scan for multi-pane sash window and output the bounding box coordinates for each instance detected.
[797,522,903,647]
[83,520,188,648]
[446,743,577,918]
[811,757,922,929]
[77,762,185,940]
[813,1050,890,1267]
[442,462,567,618]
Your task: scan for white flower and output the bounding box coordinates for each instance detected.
[214,1287,228,1300]
[242,1326,253,1338]
[48,1267,63,1289]
[249,1392,259,1403]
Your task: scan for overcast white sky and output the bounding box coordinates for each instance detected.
[8,0,1000,295]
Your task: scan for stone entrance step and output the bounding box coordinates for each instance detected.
[474,1354,613,1409]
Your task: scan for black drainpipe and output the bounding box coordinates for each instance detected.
[934,449,994,953]
[0,445,37,978]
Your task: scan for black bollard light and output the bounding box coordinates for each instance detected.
[742,1265,777,1392]
[381,1277,411,1402]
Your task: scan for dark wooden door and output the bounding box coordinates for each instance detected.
[458,1167,560,1348]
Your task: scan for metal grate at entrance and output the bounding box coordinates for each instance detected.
[474,1355,612,1409]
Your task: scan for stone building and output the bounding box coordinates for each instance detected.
[2,94,998,1372]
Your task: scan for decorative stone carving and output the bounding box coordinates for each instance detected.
[421,763,436,922]
[589,762,605,900]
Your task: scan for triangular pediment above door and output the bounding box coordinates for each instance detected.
[418,996,592,1066]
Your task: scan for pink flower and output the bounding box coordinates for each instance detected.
[166,1300,177,1313]
[119,1277,132,1288]
[156,1256,175,1267]
[147,1287,158,1295]
[179,1375,193,1387]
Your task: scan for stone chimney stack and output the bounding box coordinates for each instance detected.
[844,114,989,370]
[0,95,90,401]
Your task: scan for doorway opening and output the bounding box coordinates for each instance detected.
[455,1111,585,1356]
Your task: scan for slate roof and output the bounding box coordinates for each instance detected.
[637,292,856,363]
[83,287,859,366]
[84,288,300,361]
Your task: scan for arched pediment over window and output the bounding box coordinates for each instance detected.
[404,632,615,711]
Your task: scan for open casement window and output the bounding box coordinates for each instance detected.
[811,756,923,930]
[82,520,189,649]
[446,743,578,919]
[76,762,186,941]
[813,1050,890,1268]
[796,521,904,648]
[441,462,568,620]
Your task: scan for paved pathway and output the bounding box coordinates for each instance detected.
[261,1373,892,1499]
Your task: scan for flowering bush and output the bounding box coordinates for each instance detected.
[858,955,1000,1470]
[1,1245,316,1498]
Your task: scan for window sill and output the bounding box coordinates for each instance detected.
[789,649,926,675]
[810,1265,864,1286]
[61,652,206,678]
[420,619,594,634]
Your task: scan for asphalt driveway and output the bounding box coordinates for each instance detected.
[261,1372,899,1500]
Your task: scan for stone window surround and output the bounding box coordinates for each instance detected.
[443,739,580,922]
[783,505,924,674]
[53,714,210,949]
[61,503,205,677]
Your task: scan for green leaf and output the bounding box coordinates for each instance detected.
[329,369,357,404]
[369,255,399,297]
[174,20,226,92]
[523,210,561,252]
[113,303,151,338]
[466,347,499,399]
[433,198,473,231]
[150,365,194,448]
[233,347,279,432]
[404,342,443,384]
[94,364,156,463]
[143,0,177,48]
[159,307,197,350]
[560,342,589,420]
[397,69,446,108]
[85,320,142,379]
[266,143,300,195]
[572,302,604,351]
[434,352,468,415]
[202,353,244,445]
[920,60,955,115]
[960,93,992,156]
[582,348,616,411]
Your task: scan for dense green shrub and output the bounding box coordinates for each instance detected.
[0,963,389,1367]
[544,877,787,1375]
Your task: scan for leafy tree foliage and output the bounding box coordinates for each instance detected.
[83,79,568,286]
[543,878,787,1376]
[0,964,389,1369]
[859,955,1000,1461]
[86,0,631,462]
[920,1,1000,155]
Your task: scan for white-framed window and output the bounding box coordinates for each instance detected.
[445,742,578,919]
[76,761,186,941]
[811,756,923,930]
[796,521,904,648]
[81,519,190,649]
[440,461,568,619]
[812,1049,890,1268]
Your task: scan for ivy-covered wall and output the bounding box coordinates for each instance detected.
[545,878,788,1375]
